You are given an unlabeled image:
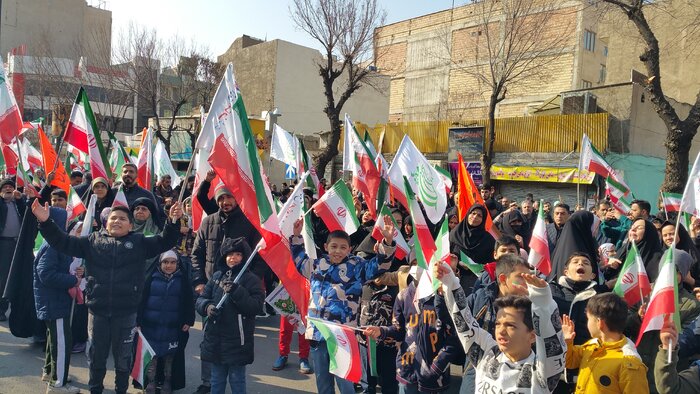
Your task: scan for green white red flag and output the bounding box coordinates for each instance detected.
[206,63,309,323]
[404,177,439,300]
[297,139,322,198]
[0,66,23,145]
[371,204,410,260]
[130,329,155,386]
[388,135,447,224]
[137,127,154,190]
[636,248,680,346]
[66,186,86,222]
[154,139,181,188]
[343,114,380,218]
[661,192,682,213]
[527,200,551,275]
[606,176,632,214]
[366,334,378,377]
[308,317,362,383]
[311,179,360,234]
[63,87,112,181]
[435,164,452,194]
[580,133,628,190]
[613,240,651,306]
[111,185,128,208]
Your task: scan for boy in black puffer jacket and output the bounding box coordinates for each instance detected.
[195,237,265,394]
[138,250,195,393]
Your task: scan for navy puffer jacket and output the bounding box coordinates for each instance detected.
[33,208,77,321]
[138,263,195,356]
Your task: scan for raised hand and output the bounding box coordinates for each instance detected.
[169,202,183,221]
[379,214,395,244]
[521,272,547,289]
[293,218,303,237]
[32,199,50,223]
[561,314,576,343]
[205,170,216,182]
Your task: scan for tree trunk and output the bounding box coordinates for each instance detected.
[480,92,499,185]
[661,125,694,193]
[316,110,342,181]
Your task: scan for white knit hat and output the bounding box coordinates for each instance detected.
[159,250,178,262]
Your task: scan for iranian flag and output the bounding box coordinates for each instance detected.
[0,66,23,145]
[311,180,360,234]
[1,142,17,175]
[66,186,86,222]
[18,137,42,172]
[137,127,154,189]
[528,199,551,276]
[661,192,682,213]
[580,133,629,190]
[404,177,439,300]
[435,164,452,194]
[130,329,155,386]
[636,248,680,346]
[606,176,632,214]
[371,204,410,260]
[206,63,309,323]
[154,139,181,188]
[297,139,322,198]
[302,197,318,260]
[343,114,381,218]
[388,135,447,224]
[308,317,362,383]
[613,240,651,306]
[111,185,128,208]
[277,172,309,238]
[38,125,71,194]
[63,88,112,180]
[679,152,700,217]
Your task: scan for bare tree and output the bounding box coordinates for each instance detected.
[290,0,387,177]
[113,24,219,153]
[600,0,700,192]
[450,0,573,184]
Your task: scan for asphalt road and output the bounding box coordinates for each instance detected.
[0,314,463,394]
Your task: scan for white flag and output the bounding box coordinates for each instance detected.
[680,152,700,217]
[387,135,447,224]
[277,172,309,238]
[270,124,298,169]
[153,140,181,188]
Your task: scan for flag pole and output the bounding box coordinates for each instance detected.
[177,147,197,204]
[213,241,264,311]
[661,191,669,221]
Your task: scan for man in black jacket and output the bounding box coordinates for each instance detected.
[0,178,26,321]
[32,199,182,394]
[113,164,159,211]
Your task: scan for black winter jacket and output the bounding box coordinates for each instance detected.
[190,209,262,287]
[38,218,180,317]
[195,260,265,366]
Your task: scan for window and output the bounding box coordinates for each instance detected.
[603,46,608,57]
[584,30,596,52]
[599,64,607,84]
[581,80,592,89]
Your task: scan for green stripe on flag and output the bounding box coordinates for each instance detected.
[78,88,112,180]
[460,251,484,275]
[367,335,378,377]
[309,318,340,372]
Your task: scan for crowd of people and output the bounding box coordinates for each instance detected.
[2,165,700,394]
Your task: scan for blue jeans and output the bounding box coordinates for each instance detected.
[310,340,355,394]
[459,366,476,394]
[210,364,246,394]
[399,383,420,394]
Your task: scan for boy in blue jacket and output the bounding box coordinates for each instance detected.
[33,207,83,394]
[291,217,396,394]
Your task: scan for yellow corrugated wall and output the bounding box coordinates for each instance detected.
[354,113,608,154]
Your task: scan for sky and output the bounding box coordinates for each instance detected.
[106,0,468,58]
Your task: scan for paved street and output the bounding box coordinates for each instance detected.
[0,314,463,393]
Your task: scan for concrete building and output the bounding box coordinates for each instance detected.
[217,35,389,136]
[218,35,389,185]
[1,0,111,64]
[373,0,609,122]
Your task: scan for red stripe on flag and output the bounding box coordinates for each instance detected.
[130,336,144,382]
[636,287,675,346]
[313,201,344,232]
